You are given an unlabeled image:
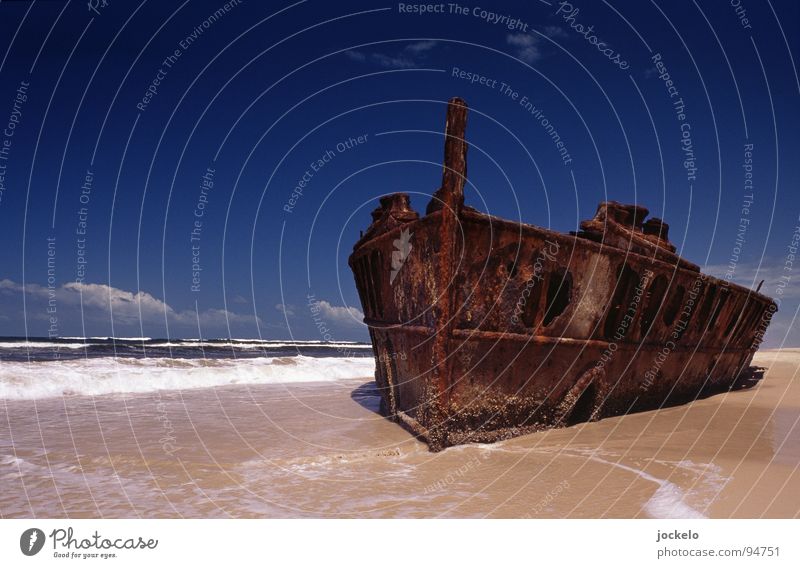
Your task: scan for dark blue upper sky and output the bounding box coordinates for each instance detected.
[0,0,798,345]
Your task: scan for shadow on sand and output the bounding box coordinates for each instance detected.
[350,381,383,415]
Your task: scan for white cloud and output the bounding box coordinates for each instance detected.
[345,41,438,69]
[404,40,437,54]
[0,278,261,332]
[704,260,800,300]
[543,25,568,39]
[370,52,415,68]
[62,281,174,324]
[345,50,367,62]
[309,299,365,328]
[275,303,295,317]
[507,33,541,64]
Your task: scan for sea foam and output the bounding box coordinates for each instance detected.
[0,355,375,400]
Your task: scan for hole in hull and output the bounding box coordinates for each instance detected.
[543,270,571,327]
[566,383,597,425]
[662,285,685,327]
[604,265,639,340]
[640,274,669,336]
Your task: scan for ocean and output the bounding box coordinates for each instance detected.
[0,337,374,399]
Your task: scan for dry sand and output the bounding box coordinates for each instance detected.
[1,349,798,518]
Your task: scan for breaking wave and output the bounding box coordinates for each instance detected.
[0,355,376,400]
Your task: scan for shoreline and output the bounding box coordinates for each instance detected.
[0,348,797,518]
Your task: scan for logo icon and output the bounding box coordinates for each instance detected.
[20,528,45,556]
[390,229,413,284]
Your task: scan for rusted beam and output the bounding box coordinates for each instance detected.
[427,97,468,215]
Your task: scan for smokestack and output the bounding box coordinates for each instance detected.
[427,97,468,215]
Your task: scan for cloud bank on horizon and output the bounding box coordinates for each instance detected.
[0,279,362,340]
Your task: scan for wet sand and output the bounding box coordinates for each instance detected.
[1,349,798,518]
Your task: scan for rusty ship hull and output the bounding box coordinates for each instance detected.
[349,98,776,451]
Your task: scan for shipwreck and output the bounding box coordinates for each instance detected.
[349,97,776,451]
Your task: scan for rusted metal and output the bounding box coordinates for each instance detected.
[349,97,777,451]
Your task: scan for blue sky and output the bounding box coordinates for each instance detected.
[0,0,798,346]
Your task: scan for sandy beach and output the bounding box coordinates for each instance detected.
[1,349,798,518]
